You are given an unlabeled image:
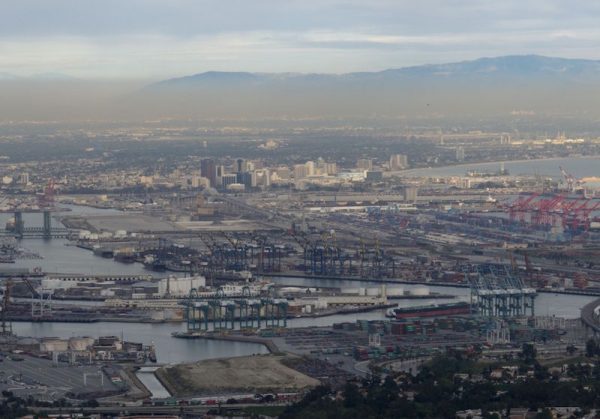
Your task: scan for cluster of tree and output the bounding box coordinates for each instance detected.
[586,339,600,357]
[0,391,28,419]
[0,391,99,418]
[280,351,599,419]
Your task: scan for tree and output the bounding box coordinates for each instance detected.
[535,408,553,419]
[342,383,362,408]
[585,339,598,357]
[521,343,537,363]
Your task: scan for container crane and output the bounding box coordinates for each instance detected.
[559,166,585,193]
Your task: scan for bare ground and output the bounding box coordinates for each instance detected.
[156,354,320,397]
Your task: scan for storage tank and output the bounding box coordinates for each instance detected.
[68,337,94,351]
[386,287,404,297]
[410,286,430,296]
[278,287,305,294]
[366,288,381,296]
[341,288,360,295]
[40,338,69,352]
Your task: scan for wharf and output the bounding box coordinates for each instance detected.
[262,272,470,289]
[264,273,600,298]
[172,332,278,353]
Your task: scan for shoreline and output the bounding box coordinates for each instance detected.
[264,272,600,298]
[172,332,279,354]
[393,154,600,177]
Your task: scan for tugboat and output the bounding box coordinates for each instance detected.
[114,247,136,263]
[143,255,167,272]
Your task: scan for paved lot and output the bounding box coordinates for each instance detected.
[84,214,181,232]
[0,355,117,398]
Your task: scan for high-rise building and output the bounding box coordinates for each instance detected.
[236,172,253,190]
[18,172,29,185]
[221,174,238,189]
[235,158,246,173]
[200,159,216,187]
[455,147,465,162]
[403,187,418,202]
[305,161,316,176]
[324,162,337,175]
[191,175,201,188]
[389,154,408,170]
[294,164,308,180]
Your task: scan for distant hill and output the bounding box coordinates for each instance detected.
[149,55,600,90]
[134,55,600,118]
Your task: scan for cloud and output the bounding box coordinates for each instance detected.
[2,0,600,78]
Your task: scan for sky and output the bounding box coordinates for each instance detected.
[2,0,600,80]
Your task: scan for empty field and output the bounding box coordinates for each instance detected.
[156,354,319,397]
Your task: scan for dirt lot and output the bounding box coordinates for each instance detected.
[156,354,320,397]
[83,214,181,232]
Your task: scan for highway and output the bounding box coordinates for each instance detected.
[580,298,600,333]
[30,402,285,416]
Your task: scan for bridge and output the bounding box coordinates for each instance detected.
[0,208,71,239]
[580,298,600,337]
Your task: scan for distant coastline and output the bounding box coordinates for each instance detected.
[396,155,600,178]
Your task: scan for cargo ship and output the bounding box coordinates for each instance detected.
[387,301,471,319]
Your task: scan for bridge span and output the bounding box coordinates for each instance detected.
[580,298,600,337]
[0,207,71,239]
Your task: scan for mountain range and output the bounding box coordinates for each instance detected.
[149,55,600,90]
[3,55,600,120]
[135,55,600,118]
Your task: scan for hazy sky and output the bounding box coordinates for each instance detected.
[3,0,600,80]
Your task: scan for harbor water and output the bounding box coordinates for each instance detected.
[2,165,599,365]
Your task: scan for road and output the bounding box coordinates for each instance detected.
[30,402,284,416]
[580,298,600,333]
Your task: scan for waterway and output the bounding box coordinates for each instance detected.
[2,182,598,365]
[0,205,152,276]
[136,367,171,399]
[12,321,269,364]
[401,156,600,180]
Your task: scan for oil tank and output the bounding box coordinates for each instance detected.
[386,287,404,296]
[40,338,69,352]
[366,288,381,296]
[341,288,360,295]
[68,337,94,351]
[410,286,430,296]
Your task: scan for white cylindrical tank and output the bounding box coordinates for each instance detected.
[410,286,430,296]
[68,337,94,351]
[386,287,404,296]
[341,288,360,295]
[279,287,304,294]
[366,288,381,296]
[40,338,69,352]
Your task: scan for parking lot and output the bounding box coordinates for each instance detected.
[0,354,118,399]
